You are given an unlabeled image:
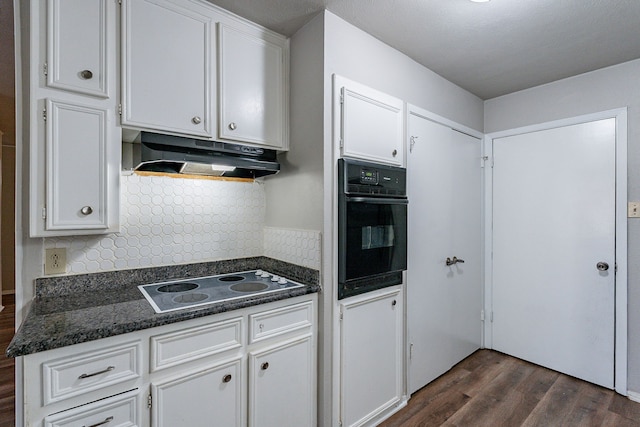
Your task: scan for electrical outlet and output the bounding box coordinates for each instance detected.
[45,248,67,275]
[628,202,640,218]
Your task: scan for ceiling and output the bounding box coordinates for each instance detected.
[206,0,640,100]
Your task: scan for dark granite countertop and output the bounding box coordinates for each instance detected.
[6,256,320,358]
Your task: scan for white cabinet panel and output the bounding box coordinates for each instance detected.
[248,335,314,427]
[42,339,141,405]
[249,300,313,343]
[152,358,243,427]
[122,0,213,137]
[46,0,111,97]
[335,75,404,166]
[150,317,242,372]
[340,288,404,427]
[45,99,111,231]
[44,391,140,427]
[218,23,287,149]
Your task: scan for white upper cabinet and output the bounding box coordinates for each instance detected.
[218,23,288,149]
[46,0,111,98]
[121,0,289,149]
[121,0,213,137]
[45,99,112,231]
[334,75,404,166]
[29,0,120,237]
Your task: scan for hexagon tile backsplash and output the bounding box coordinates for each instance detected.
[44,174,321,275]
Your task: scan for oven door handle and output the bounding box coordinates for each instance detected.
[346,196,408,205]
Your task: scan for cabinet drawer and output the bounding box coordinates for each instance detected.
[249,301,313,343]
[42,341,141,405]
[44,390,139,427]
[150,317,242,372]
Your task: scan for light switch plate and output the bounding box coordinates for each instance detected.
[628,202,640,218]
[45,248,67,275]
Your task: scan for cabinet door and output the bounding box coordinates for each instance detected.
[248,335,314,427]
[46,0,112,97]
[406,112,482,394]
[335,75,404,166]
[218,24,286,149]
[45,99,112,231]
[340,288,403,427]
[122,0,213,137]
[151,358,242,427]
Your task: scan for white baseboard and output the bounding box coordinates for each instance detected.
[627,390,640,403]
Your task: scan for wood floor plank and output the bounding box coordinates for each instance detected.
[382,350,640,427]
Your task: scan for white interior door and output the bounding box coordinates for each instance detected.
[407,112,482,394]
[491,118,616,388]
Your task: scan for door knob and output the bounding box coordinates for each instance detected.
[596,262,609,271]
[446,256,465,266]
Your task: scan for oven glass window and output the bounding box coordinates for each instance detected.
[345,202,407,281]
[361,225,395,249]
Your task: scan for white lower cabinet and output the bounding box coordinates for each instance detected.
[248,335,314,427]
[151,358,242,427]
[23,295,316,427]
[340,287,404,427]
[44,391,140,427]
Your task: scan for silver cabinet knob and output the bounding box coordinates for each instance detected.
[261,362,269,370]
[228,122,237,131]
[80,206,93,215]
[191,116,202,125]
[79,69,93,79]
[392,149,398,157]
[597,262,609,271]
[222,374,232,383]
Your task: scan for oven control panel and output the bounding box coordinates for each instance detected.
[340,158,406,197]
[360,168,379,184]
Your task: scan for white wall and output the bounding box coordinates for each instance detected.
[484,58,640,394]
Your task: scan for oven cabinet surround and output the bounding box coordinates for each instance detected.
[21,295,317,427]
[121,0,289,150]
[334,75,404,167]
[339,286,405,427]
[28,0,121,237]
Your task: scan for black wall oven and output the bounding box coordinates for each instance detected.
[338,158,408,299]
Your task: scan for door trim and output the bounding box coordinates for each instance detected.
[483,108,628,395]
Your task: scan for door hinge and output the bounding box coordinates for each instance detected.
[481,155,489,168]
[615,262,618,273]
[147,393,152,409]
[42,206,47,220]
[42,106,47,122]
[480,310,485,321]
[43,62,48,77]
[118,103,122,116]
[339,138,343,149]
[409,342,413,360]
[339,312,343,321]
[490,311,494,322]
[340,93,344,105]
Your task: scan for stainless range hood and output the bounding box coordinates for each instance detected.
[132,132,280,178]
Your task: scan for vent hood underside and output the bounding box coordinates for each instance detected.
[133,132,280,179]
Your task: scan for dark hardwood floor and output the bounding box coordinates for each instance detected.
[381,349,640,427]
[0,294,15,427]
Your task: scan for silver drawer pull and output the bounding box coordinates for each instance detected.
[80,206,93,215]
[78,366,115,379]
[84,416,114,427]
[79,69,93,80]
